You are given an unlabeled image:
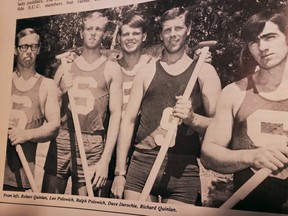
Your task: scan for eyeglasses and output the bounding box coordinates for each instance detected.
[17,44,40,52]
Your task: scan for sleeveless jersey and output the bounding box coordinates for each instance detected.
[121,55,153,117]
[5,75,45,188]
[61,56,109,133]
[135,60,205,156]
[107,55,153,180]
[122,72,134,116]
[231,75,288,204]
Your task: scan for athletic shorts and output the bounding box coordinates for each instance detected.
[125,149,200,204]
[44,128,104,183]
[3,184,27,192]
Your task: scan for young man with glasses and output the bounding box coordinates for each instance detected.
[4,28,60,192]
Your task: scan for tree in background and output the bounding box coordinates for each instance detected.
[15,0,287,87]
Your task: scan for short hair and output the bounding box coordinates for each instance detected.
[160,7,191,29]
[80,11,109,31]
[118,14,147,35]
[15,28,40,46]
[240,9,288,73]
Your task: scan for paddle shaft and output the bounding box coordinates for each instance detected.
[15,144,40,192]
[60,57,94,197]
[220,168,272,209]
[139,44,214,201]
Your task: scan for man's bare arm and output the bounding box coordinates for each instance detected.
[201,82,288,174]
[101,61,123,165]
[111,65,152,198]
[173,63,221,136]
[9,78,60,145]
[92,61,123,189]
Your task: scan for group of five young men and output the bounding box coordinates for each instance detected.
[5,6,288,213]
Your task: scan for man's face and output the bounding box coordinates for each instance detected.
[119,25,146,54]
[160,16,191,54]
[15,33,40,69]
[81,17,107,49]
[248,21,288,70]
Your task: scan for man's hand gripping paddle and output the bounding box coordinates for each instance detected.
[10,107,40,192]
[56,52,94,197]
[139,40,217,201]
[220,168,272,209]
[15,144,39,192]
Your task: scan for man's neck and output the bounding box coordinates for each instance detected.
[119,51,142,71]
[256,60,287,90]
[81,47,102,64]
[16,65,36,80]
[254,57,288,100]
[161,47,185,65]
[160,50,192,76]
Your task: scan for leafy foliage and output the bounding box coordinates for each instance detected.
[16,0,288,86]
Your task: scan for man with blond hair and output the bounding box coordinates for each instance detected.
[42,11,122,196]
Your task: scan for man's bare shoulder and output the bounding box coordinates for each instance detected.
[104,59,123,85]
[197,62,220,85]
[198,62,218,78]
[131,59,157,92]
[201,62,216,71]
[219,79,247,114]
[42,76,55,84]
[137,58,157,80]
[222,82,242,95]
[234,76,249,91]
[220,75,249,96]
[105,59,122,75]
[40,76,58,93]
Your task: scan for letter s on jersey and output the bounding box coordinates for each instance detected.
[10,95,32,129]
[247,110,288,148]
[247,109,288,179]
[70,76,97,115]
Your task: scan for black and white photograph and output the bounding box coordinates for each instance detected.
[0,0,288,215]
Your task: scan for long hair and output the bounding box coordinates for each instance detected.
[239,9,288,76]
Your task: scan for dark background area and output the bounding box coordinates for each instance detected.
[15,0,288,87]
[13,0,288,209]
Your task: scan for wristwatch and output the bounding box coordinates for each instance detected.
[114,170,126,177]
